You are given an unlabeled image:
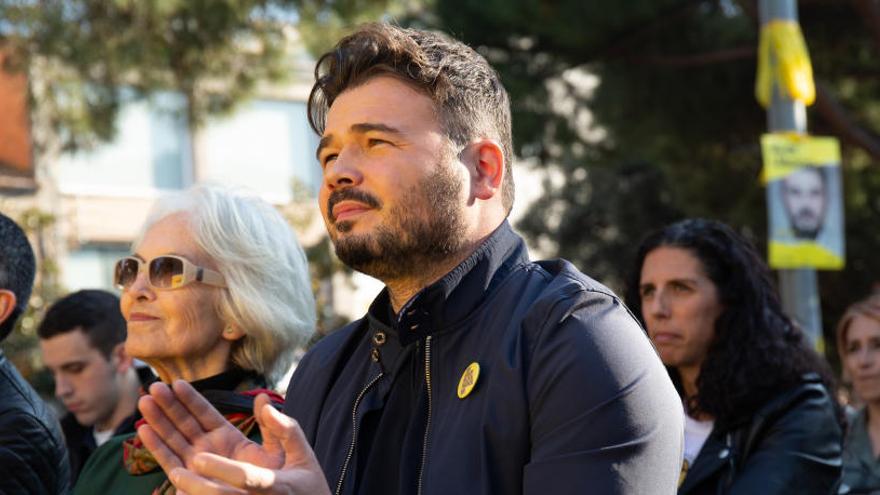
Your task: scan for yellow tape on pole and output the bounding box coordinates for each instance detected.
[755,20,816,108]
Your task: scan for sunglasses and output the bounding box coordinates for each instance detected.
[114,255,227,291]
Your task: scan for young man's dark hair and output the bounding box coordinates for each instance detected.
[0,213,36,340]
[308,23,515,213]
[38,289,127,357]
[0,212,71,493]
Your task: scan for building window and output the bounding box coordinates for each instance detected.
[62,244,130,293]
[200,99,320,202]
[55,91,190,195]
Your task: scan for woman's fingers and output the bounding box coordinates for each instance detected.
[138,395,196,462]
[169,466,249,495]
[136,423,185,474]
[192,453,278,491]
[147,381,208,443]
[171,379,235,431]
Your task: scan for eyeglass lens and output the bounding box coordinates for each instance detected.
[115,257,185,289]
[149,257,184,288]
[116,258,139,288]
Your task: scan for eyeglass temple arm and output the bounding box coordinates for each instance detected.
[196,267,227,287]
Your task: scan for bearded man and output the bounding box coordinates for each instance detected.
[135,23,684,495]
[781,166,828,240]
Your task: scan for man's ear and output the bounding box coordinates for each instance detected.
[0,290,17,327]
[111,342,134,374]
[465,139,505,201]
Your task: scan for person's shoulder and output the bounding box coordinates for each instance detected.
[0,407,70,493]
[0,357,43,414]
[517,257,634,327]
[0,407,58,447]
[530,257,619,301]
[763,374,832,411]
[75,433,164,495]
[0,361,63,442]
[751,374,839,431]
[514,258,661,379]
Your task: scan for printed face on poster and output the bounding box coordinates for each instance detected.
[761,133,844,270]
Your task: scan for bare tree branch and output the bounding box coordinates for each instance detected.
[814,81,880,161]
[734,0,759,23]
[626,46,755,67]
[851,0,880,56]
[541,0,706,64]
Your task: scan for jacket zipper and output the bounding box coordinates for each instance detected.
[334,371,385,495]
[417,335,433,495]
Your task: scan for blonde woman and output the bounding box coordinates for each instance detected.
[837,293,880,494]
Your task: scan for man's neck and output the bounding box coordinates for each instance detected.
[95,371,140,432]
[678,366,701,404]
[385,241,482,314]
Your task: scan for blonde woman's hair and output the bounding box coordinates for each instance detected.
[836,291,880,382]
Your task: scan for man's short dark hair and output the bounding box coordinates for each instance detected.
[0,213,36,341]
[308,23,515,212]
[37,290,126,359]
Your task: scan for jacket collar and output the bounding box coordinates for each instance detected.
[678,428,734,494]
[367,220,528,346]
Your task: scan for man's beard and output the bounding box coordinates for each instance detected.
[328,162,468,281]
[790,209,824,240]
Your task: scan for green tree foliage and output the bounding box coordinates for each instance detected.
[294,0,418,56]
[428,0,880,339]
[0,0,299,151]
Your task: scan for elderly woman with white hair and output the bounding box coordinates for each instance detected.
[74,185,315,494]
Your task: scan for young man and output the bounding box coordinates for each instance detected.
[136,24,684,494]
[0,212,71,493]
[38,289,146,483]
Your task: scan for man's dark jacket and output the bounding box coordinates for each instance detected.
[678,375,842,495]
[284,222,684,494]
[0,350,71,494]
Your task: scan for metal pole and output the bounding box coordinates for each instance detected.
[759,0,823,347]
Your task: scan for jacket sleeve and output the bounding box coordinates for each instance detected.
[727,383,842,495]
[0,411,70,495]
[522,289,684,495]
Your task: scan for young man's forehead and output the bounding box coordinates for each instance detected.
[41,326,102,352]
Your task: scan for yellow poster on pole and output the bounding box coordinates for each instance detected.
[761,133,844,269]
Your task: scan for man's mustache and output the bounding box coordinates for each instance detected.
[794,208,819,221]
[327,189,382,223]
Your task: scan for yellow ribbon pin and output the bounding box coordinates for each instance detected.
[457,362,480,399]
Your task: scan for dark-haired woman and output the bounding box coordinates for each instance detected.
[626,218,842,494]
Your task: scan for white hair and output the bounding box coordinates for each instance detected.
[134,184,316,384]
